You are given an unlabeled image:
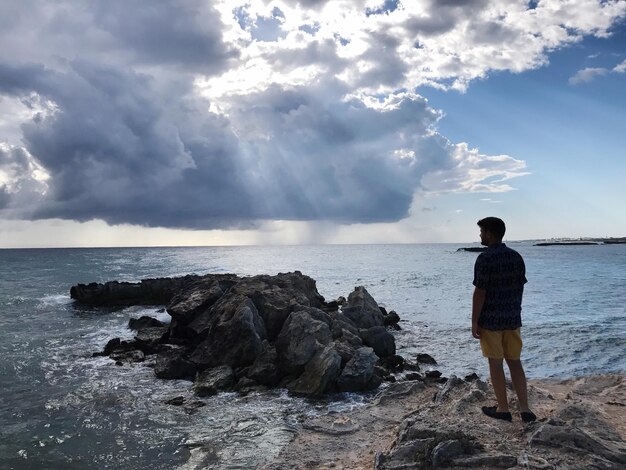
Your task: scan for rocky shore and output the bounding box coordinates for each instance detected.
[72,272,626,469]
[262,374,626,469]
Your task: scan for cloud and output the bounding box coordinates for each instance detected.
[569,66,609,84]
[614,59,626,73]
[569,57,626,84]
[0,142,48,215]
[0,0,624,230]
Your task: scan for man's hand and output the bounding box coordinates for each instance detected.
[472,287,486,340]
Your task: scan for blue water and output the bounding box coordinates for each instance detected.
[1,243,624,468]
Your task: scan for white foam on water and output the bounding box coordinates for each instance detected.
[4,295,26,306]
[38,294,73,307]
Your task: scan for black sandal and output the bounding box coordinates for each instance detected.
[481,406,512,422]
[521,411,537,423]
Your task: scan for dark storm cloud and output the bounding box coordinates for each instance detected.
[220,81,445,224]
[4,60,257,228]
[0,63,53,95]
[405,0,489,37]
[1,56,439,228]
[0,0,532,230]
[90,0,238,73]
[356,32,409,88]
[0,0,235,76]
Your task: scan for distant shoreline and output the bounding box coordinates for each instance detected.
[534,237,626,246]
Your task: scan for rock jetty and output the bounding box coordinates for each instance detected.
[75,271,406,397]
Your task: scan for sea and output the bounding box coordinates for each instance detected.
[1,243,625,469]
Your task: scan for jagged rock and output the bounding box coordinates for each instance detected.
[377,425,481,470]
[227,272,326,340]
[379,355,406,372]
[383,310,401,328]
[93,337,138,357]
[246,340,281,386]
[109,349,145,363]
[330,312,360,338]
[77,271,405,398]
[333,340,357,367]
[426,370,443,379]
[337,346,381,392]
[193,365,236,397]
[431,439,465,467]
[190,296,267,370]
[529,422,626,465]
[405,372,423,381]
[164,396,185,406]
[454,388,487,413]
[517,452,554,469]
[360,326,396,358]
[235,377,268,395]
[166,274,239,338]
[434,375,464,404]
[183,400,207,414]
[275,309,332,375]
[341,329,363,348]
[330,313,363,350]
[70,276,200,306]
[375,442,428,469]
[128,315,164,330]
[93,337,120,356]
[297,305,332,324]
[341,286,385,329]
[134,326,169,354]
[288,345,342,396]
[155,347,196,380]
[415,353,437,365]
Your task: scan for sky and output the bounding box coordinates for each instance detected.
[0,0,625,248]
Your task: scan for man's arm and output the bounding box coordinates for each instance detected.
[472,287,486,339]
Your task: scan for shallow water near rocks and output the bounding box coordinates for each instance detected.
[1,243,624,468]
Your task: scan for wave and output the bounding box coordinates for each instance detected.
[38,294,73,307]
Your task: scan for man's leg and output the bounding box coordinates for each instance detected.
[505,358,530,412]
[488,358,509,412]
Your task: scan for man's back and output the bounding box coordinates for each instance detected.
[473,243,527,331]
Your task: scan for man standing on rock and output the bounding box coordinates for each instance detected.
[471,217,536,423]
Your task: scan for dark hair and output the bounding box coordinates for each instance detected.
[477,217,506,240]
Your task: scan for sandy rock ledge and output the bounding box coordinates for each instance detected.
[260,374,626,469]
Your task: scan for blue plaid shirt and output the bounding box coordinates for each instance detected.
[473,243,527,331]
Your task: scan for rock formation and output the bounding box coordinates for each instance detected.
[261,374,626,469]
[77,271,402,397]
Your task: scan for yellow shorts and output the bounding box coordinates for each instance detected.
[480,328,522,360]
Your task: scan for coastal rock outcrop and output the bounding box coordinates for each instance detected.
[374,376,626,470]
[261,375,626,469]
[77,271,399,397]
[70,275,200,306]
